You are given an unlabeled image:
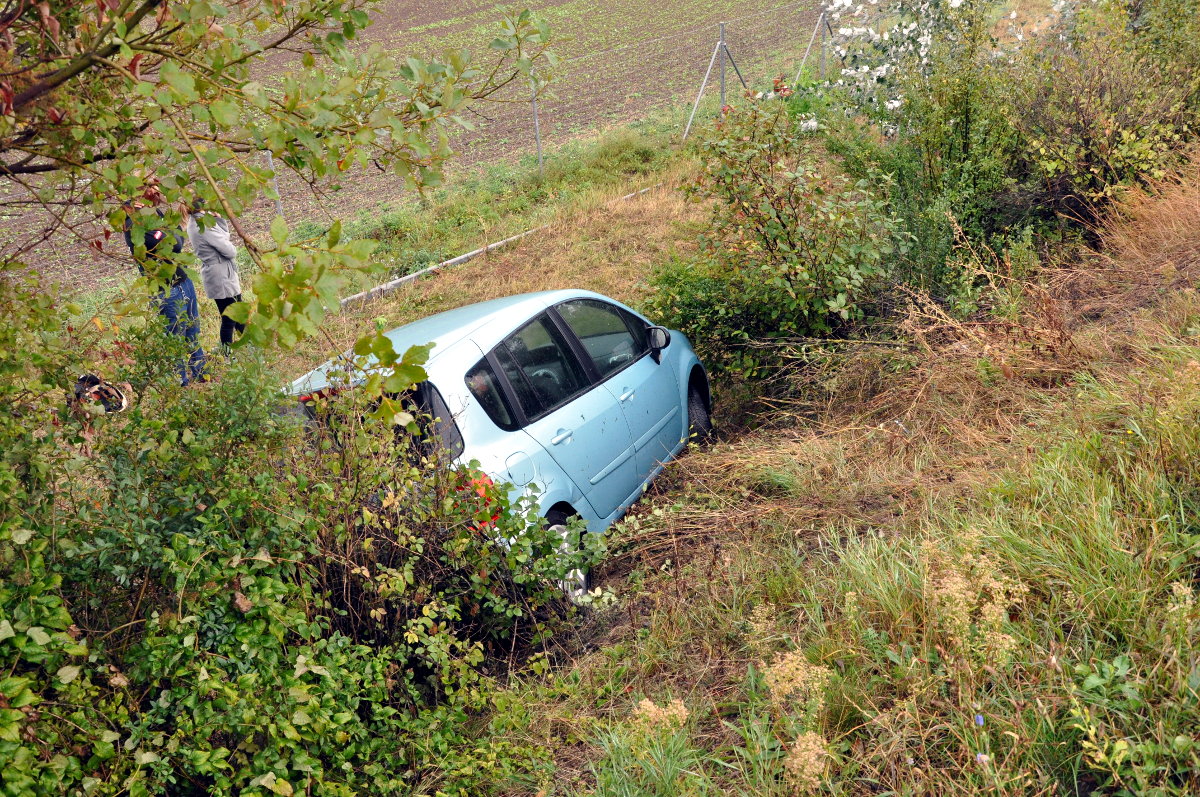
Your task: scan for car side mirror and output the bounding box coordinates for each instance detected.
[647,326,671,363]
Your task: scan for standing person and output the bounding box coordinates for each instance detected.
[185,199,245,350]
[123,191,207,386]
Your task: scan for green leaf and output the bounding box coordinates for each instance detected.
[210,99,239,127]
[222,301,250,324]
[26,627,51,646]
[383,365,425,393]
[270,215,289,247]
[56,665,81,684]
[11,528,34,544]
[0,621,12,643]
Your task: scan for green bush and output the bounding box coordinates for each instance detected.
[0,270,593,795]
[825,0,1199,302]
[644,101,907,379]
[1008,0,1197,217]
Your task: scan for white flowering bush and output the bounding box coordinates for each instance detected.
[823,0,996,113]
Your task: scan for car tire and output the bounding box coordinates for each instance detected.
[547,509,590,601]
[687,384,713,443]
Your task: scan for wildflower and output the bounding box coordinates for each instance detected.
[975,714,985,727]
[763,651,832,710]
[975,753,990,764]
[745,603,777,656]
[784,732,829,791]
[631,698,688,731]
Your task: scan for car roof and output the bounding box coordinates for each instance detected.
[288,289,621,395]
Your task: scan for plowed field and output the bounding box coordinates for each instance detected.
[13,0,820,290]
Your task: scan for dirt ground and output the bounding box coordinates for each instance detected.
[5,0,819,292]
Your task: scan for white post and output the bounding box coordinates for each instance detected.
[794,11,824,85]
[264,150,284,218]
[820,16,827,80]
[531,84,544,178]
[683,39,724,140]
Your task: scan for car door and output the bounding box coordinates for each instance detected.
[552,298,682,477]
[489,313,638,519]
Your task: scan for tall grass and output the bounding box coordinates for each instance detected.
[549,319,1200,795]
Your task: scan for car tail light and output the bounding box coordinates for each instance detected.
[298,385,344,404]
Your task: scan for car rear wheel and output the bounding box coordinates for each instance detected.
[687,384,713,443]
[547,509,590,601]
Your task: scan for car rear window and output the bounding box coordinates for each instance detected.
[295,380,464,460]
[412,382,465,460]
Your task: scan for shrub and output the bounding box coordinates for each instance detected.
[1007,1,1196,220]
[0,270,590,794]
[645,100,907,378]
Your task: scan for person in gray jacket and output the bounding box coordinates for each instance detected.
[185,199,245,349]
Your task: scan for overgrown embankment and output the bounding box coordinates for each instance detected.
[501,159,1200,794]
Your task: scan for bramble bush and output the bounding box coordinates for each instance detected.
[0,268,595,795]
[645,99,907,378]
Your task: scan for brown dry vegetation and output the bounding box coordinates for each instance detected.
[271,164,706,379]
[512,158,1200,790]
[1053,153,1200,323]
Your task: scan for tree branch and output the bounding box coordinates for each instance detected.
[10,0,160,114]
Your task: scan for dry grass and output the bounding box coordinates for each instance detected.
[508,157,1200,794]
[270,166,705,379]
[1052,153,1200,324]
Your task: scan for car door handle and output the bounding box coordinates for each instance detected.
[618,388,635,402]
[551,428,573,445]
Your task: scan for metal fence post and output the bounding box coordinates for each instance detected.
[683,38,723,140]
[719,22,727,108]
[819,17,827,80]
[263,150,284,219]
[531,82,544,178]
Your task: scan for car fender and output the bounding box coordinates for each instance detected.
[667,331,707,431]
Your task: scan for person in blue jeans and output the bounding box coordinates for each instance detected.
[123,199,207,385]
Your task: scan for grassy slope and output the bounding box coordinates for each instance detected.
[271,131,705,379]
[466,163,1200,795]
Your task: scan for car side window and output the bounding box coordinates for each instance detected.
[618,307,651,354]
[465,359,517,431]
[498,315,588,418]
[556,299,646,379]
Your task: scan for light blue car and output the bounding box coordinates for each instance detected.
[289,289,712,534]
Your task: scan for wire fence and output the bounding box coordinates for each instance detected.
[263,1,831,228]
[329,4,838,306]
[465,1,828,169]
